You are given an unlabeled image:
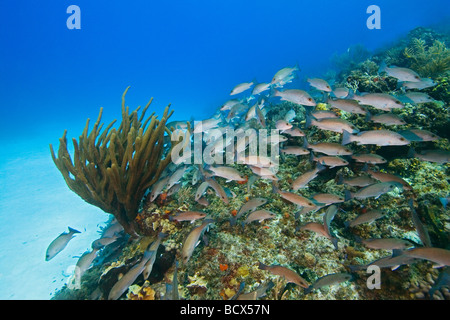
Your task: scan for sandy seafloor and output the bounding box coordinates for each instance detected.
[0,134,110,299]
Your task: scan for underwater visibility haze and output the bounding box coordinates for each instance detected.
[0,0,449,300]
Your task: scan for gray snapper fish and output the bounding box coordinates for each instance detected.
[305,272,353,294]
[342,129,410,146]
[46,227,81,261]
[181,219,214,264]
[345,181,403,200]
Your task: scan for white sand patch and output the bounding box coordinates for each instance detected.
[0,140,110,299]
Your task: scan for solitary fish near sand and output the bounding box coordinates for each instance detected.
[46,227,81,261]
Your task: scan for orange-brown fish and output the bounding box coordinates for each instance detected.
[181,219,214,264]
[404,247,450,268]
[170,211,207,223]
[291,164,324,190]
[258,262,309,288]
[277,190,316,207]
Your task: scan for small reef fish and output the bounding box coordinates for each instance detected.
[230,81,254,95]
[271,65,299,86]
[345,181,403,200]
[207,165,247,182]
[327,98,367,115]
[323,204,339,241]
[304,140,353,156]
[150,176,170,202]
[403,92,435,104]
[277,190,316,207]
[45,227,81,261]
[408,148,450,164]
[380,64,421,82]
[366,169,412,191]
[255,102,266,127]
[337,174,377,187]
[312,155,349,168]
[342,129,410,146]
[284,109,296,122]
[108,250,153,300]
[220,99,240,111]
[143,233,167,280]
[71,248,99,289]
[351,153,387,164]
[236,197,268,221]
[274,89,316,106]
[366,251,420,270]
[404,247,450,268]
[170,211,207,223]
[283,126,305,137]
[307,78,332,92]
[360,238,414,250]
[401,77,436,90]
[205,177,229,204]
[307,117,359,134]
[409,199,432,247]
[311,110,338,119]
[236,281,275,300]
[281,146,310,156]
[344,209,386,228]
[252,82,271,96]
[298,222,338,249]
[92,235,120,250]
[367,113,406,126]
[181,219,214,264]
[238,155,277,168]
[243,209,277,225]
[313,193,344,205]
[166,165,189,190]
[249,166,279,181]
[353,93,404,111]
[195,181,210,201]
[305,272,353,294]
[332,87,349,99]
[399,129,440,142]
[193,118,221,133]
[276,120,293,132]
[291,164,325,190]
[258,262,309,288]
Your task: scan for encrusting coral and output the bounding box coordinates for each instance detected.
[50,87,185,236]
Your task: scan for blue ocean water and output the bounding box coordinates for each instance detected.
[0,0,448,299]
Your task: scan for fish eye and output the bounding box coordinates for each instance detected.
[395,100,401,104]
[308,98,312,101]
[400,137,406,141]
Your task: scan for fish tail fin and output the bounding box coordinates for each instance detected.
[407,147,416,159]
[336,173,344,185]
[258,262,268,271]
[365,111,372,122]
[68,227,81,234]
[158,232,168,239]
[316,162,326,172]
[342,130,352,146]
[439,197,448,209]
[302,136,309,149]
[309,151,315,163]
[354,235,363,243]
[344,190,353,201]
[305,114,312,129]
[322,91,329,103]
[271,180,280,193]
[331,237,339,250]
[378,61,387,75]
[304,286,313,294]
[229,217,236,227]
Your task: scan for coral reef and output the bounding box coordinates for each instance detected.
[52,26,449,301]
[50,87,184,236]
